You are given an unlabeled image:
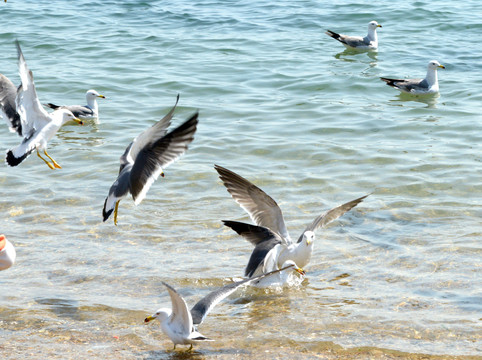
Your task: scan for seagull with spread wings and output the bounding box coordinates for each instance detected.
[102,95,198,225]
[5,41,83,169]
[215,165,368,281]
[144,264,302,350]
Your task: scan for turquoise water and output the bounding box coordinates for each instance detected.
[0,1,481,359]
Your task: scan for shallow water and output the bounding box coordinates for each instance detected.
[0,1,481,359]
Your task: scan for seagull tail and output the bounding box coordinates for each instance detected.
[380,77,400,88]
[44,103,60,110]
[102,197,114,222]
[325,30,343,42]
[5,145,33,167]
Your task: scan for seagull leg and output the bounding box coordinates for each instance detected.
[113,200,120,226]
[37,150,55,170]
[43,150,62,169]
[172,344,177,350]
[188,344,193,352]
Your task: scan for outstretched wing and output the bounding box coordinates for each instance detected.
[0,74,22,135]
[190,265,293,326]
[215,165,291,243]
[129,112,198,205]
[15,41,51,137]
[297,194,368,243]
[162,282,193,335]
[222,220,282,278]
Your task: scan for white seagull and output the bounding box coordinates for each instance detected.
[102,95,198,225]
[144,264,303,350]
[44,89,106,119]
[380,60,445,94]
[5,41,83,169]
[325,21,382,50]
[215,165,368,281]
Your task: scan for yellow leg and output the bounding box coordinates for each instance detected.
[37,150,55,169]
[113,200,120,226]
[43,150,61,169]
[188,344,193,351]
[172,344,177,350]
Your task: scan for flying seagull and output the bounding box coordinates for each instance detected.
[102,95,198,225]
[325,21,382,50]
[380,60,445,94]
[44,89,106,119]
[215,165,368,280]
[144,264,303,350]
[5,41,83,169]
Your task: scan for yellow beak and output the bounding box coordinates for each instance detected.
[439,64,445,69]
[73,118,84,125]
[98,94,106,99]
[377,24,382,28]
[144,315,155,323]
[295,267,306,276]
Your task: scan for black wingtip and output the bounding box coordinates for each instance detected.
[5,149,29,167]
[102,198,112,222]
[44,103,60,110]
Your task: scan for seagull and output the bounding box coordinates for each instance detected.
[5,41,83,169]
[44,89,106,119]
[380,60,445,94]
[325,21,382,50]
[215,165,368,280]
[102,95,198,225]
[0,73,22,135]
[144,264,303,350]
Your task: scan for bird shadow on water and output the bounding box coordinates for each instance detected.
[334,48,378,62]
[143,347,249,360]
[389,92,440,108]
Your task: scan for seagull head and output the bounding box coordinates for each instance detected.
[301,231,315,246]
[428,60,445,70]
[86,89,106,100]
[282,260,306,276]
[144,308,171,323]
[57,109,83,125]
[368,21,382,30]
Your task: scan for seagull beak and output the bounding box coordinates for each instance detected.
[73,118,84,125]
[295,267,306,276]
[439,64,445,69]
[98,94,106,99]
[144,315,156,323]
[377,24,382,28]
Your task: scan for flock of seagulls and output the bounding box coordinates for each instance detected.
[0,19,444,350]
[326,21,445,95]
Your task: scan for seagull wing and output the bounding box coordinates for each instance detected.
[162,282,193,336]
[0,74,22,135]
[15,41,51,137]
[214,165,291,243]
[125,94,179,164]
[297,194,368,243]
[222,220,282,277]
[190,265,292,326]
[380,77,427,93]
[129,111,198,205]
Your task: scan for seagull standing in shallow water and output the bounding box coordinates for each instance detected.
[380,60,445,94]
[325,21,382,50]
[144,265,303,350]
[5,41,83,170]
[44,89,106,119]
[102,95,198,225]
[215,165,368,283]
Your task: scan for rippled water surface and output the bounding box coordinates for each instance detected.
[0,1,481,359]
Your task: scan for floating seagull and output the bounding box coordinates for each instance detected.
[44,89,106,119]
[325,21,382,50]
[380,60,445,94]
[103,95,198,225]
[215,165,368,280]
[0,73,22,135]
[144,264,302,350]
[5,41,83,169]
